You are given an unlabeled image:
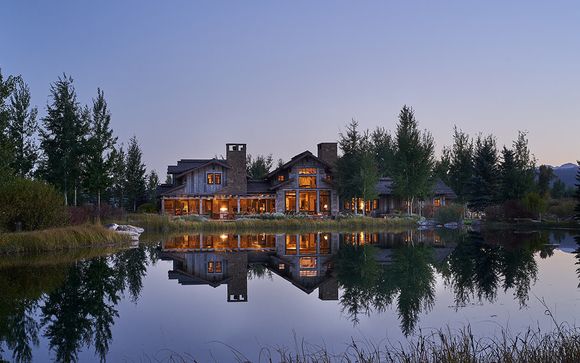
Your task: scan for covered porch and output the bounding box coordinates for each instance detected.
[162,195,276,219]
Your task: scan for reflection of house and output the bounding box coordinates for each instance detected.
[160,233,340,302]
[158,143,340,218]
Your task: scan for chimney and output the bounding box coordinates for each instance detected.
[317,142,338,167]
[225,143,247,195]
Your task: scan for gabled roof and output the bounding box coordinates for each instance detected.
[247,179,271,194]
[266,150,332,178]
[375,177,457,198]
[168,158,230,176]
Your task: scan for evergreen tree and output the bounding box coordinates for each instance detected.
[358,141,379,215]
[146,170,159,203]
[537,165,555,197]
[371,126,396,177]
[499,146,519,201]
[39,74,88,206]
[448,126,473,203]
[246,154,273,179]
[512,131,536,199]
[433,146,451,186]
[7,78,38,177]
[392,106,435,214]
[124,136,146,212]
[84,88,117,209]
[109,145,126,208]
[468,134,499,212]
[551,179,567,199]
[0,69,16,176]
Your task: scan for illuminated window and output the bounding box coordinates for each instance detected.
[300,257,317,268]
[278,175,285,182]
[208,261,214,273]
[285,235,297,255]
[285,191,296,212]
[207,260,222,273]
[207,173,222,185]
[299,176,317,188]
[215,261,222,273]
[300,270,318,277]
[319,191,331,213]
[298,168,317,175]
[433,198,441,207]
[373,199,378,210]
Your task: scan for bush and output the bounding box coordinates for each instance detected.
[547,198,576,220]
[522,192,548,219]
[502,200,534,219]
[434,204,464,224]
[0,178,68,232]
[137,202,157,213]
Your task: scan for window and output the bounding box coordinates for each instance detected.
[285,191,296,212]
[299,191,317,213]
[298,168,317,175]
[433,198,441,207]
[373,199,378,210]
[319,191,331,213]
[208,260,223,273]
[285,235,297,255]
[278,175,285,182]
[299,257,317,268]
[299,176,317,188]
[206,173,222,185]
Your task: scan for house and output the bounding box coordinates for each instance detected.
[158,142,340,218]
[158,142,457,218]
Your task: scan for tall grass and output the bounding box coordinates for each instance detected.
[118,213,419,234]
[0,224,130,255]
[145,325,580,363]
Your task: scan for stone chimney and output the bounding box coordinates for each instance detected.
[224,143,247,195]
[317,142,338,166]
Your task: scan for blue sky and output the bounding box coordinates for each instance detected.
[2,1,579,176]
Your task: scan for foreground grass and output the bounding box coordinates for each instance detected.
[148,325,580,363]
[0,224,130,255]
[117,213,419,234]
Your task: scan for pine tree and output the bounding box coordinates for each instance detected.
[371,126,396,177]
[109,145,126,208]
[7,77,38,177]
[146,170,159,203]
[448,126,473,203]
[468,135,499,212]
[85,88,117,210]
[39,74,88,206]
[499,146,518,201]
[0,69,17,176]
[537,165,555,197]
[125,136,146,212]
[246,154,273,179]
[433,146,451,186]
[392,106,435,214]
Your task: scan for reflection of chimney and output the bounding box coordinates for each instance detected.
[318,277,339,300]
[225,143,247,195]
[317,143,338,167]
[227,253,248,302]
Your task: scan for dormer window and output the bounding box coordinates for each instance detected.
[207,173,222,185]
[278,175,285,182]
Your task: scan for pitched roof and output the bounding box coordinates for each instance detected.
[266,150,332,178]
[375,177,394,195]
[375,177,457,198]
[432,179,457,198]
[167,158,230,176]
[247,179,271,194]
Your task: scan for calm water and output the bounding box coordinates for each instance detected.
[1,229,580,362]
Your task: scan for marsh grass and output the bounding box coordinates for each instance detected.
[0,224,130,255]
[119,213,419,234]
[140,325,580,363]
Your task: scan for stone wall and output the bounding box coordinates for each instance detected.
[223,143,247,195]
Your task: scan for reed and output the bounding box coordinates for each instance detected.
[118,213,419,234]
[0,224,130,255]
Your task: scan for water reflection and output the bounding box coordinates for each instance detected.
[0,230,579,362]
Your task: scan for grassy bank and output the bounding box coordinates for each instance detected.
[0,224,130,255]
[117,213,419,234]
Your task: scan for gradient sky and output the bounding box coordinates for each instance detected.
[2,1,579,176]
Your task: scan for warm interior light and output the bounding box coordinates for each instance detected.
[220,234,228,240]
[219,206,228,212]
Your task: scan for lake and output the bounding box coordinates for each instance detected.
[1,228,579,362]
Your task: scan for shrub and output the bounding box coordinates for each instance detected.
[137,202,157,213]
[484,205,504,221]
[547,198,576,220]
[0,177,68,232]
[522,192,548,219]
[434,204,464,224]
[502,200,533,219]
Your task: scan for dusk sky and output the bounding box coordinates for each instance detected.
[2,1,579,177]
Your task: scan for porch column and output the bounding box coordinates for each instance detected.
[237,197,241,214]
[295,190,300,212]
[199,198,203,214]
[316,190,320,214]
[161,197,165,214]
[237,235,241,250]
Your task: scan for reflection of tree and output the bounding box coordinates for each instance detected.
[440,231,544,309]
[247,264,273,280]
[336,243,435,336]
[1,246,150,363]
[575,235,580,288]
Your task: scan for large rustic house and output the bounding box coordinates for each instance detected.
[158,142,456,218]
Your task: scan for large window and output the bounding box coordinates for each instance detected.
[299,191,317,213]
[285,235,297,255]
[285,191,296,212]
[207,173,222,185]
[299,176,317,188]
[319,191,331,214]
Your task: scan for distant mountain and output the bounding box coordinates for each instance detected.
[551,163,579,188]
